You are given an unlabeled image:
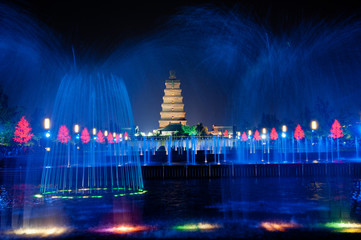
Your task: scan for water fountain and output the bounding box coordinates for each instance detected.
[40,73,143,195]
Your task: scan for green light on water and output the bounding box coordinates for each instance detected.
[324,222,361,229]
[34,194,43,198]
[174,224,198,231]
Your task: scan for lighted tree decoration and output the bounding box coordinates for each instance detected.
[13,116,34,143]
[254,130,261,141]
[124,131,129,140]
[224,130,229,137]
[294,124,305,140]
[57,125,71,144]
[107,132,114,143]
[115,134,120,143]
[96,130,105,143]
[80,128,90,144]
[330,119,343,139]
[330,119,343,160]
[270,127,278,140]
[241,132,248,141]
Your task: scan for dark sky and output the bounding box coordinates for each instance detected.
[3,0,361,132]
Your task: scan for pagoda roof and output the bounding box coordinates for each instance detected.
[160,123,183,132]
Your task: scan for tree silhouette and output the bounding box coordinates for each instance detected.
[254,130,261,141]
[294,124,305,140]
[14,116,34,143]
[96,130,105,143]
[330,119,343,139]
[80,128,90,144]
[57,125,70,144]
[270,127,278,140]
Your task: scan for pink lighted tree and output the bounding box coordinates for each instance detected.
[241,132,248,141]
[294,124,305,140]
[107,132,114,143]
[330,119,343,139]
[124,131,128,139]
[80,128,90,144]
[270,127,278,140]
[96,130,105,143]
[57,125,70,143]
[14,116,34,143]
[224,130,229,137]
[115,134,120,143]
[254,130,261,141]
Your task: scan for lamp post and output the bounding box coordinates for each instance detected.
[43,118,51,151]
[311,120,318,158]
[281,125,287,162]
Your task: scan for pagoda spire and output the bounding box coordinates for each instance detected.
[159,71,187,128]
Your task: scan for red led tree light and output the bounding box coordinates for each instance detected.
[115,134,120,143]
[330,119,343,139]
[270,127,278,140]
[57,125,70,143]
[254,130,261,141]
[124,131,128,139]
[96,130,105,143]
[107,132,114,143]
[294,124,305,140]
[14,116,34,143]
[224,130,229,137]
[80,128,90,144]
[241,132,248,141]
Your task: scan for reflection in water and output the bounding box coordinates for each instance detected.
[1,172,361,238]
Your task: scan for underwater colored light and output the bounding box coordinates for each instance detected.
[44,118,50,130]
[324,222,361,229]
[174,223,221,231]
[95,225,149,234]
[10,227,68,236]
[260,221,301,232]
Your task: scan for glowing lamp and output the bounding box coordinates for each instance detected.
[282,125,287,132]
[113,132,116,137]
[45,132,51,138]
[248,130,252,136]
[261,134,266,140]
[282,133,286,138]
[237,132,241,136]
[74,124,79,133]
[119,133,123,138]
[92,128,96,135]
[104,130,108,137]
[262,128,267,134]
[311,120,318,130]
[44,118,50,130]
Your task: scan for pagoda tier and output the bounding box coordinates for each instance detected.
[159,71,187,128]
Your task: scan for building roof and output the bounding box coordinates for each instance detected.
[160,123,183,132]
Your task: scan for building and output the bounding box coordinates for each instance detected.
[211,125,236,137]
[159,71,187,128]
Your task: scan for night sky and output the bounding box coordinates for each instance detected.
[2,0,361,132]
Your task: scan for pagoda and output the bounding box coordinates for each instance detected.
[159,71,187,128]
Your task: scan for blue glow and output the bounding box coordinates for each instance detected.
[282,133,286,138]
[45,132,51,138]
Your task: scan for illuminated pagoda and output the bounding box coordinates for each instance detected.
[159,71,187,128]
